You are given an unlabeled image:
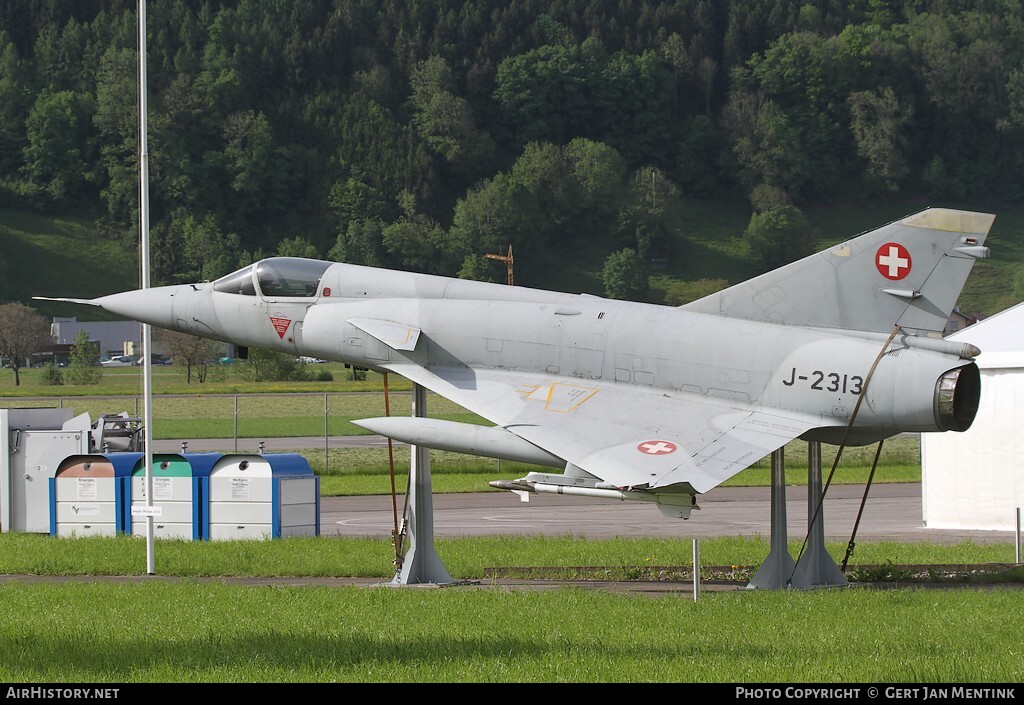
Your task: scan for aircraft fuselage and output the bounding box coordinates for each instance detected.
[117,262,979,446]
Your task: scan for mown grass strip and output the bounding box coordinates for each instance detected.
[0,533,1016,579]
[0,581,1020,682]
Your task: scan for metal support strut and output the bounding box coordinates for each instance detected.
[747,448,807,590]
[790,441,847,588]
[391,383,454,586]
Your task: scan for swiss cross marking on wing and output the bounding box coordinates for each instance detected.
[270,317,291,339]
[875,243,912,280]
[637,440,677,455]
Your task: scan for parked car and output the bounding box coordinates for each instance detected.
[134,354,171,366]
[100,355,134,367]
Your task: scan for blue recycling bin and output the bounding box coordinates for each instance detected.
[205,453,320,540]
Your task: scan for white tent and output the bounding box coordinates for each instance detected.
[921,302,1024,530]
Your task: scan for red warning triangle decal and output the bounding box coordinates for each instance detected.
[270,317,291,339]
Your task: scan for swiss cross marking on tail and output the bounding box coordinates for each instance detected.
[637,440,677,455]
[270,317,291,339]
[876,243,912,280]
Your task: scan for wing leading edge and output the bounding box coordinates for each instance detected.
[383,361,821,494]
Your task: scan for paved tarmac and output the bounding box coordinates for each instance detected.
[4,481,1014,596]
[151,435,398,453]
[148,436,1018,545]
[319,482,1017,545]
[136,435,1021,594]
[6,443,1018,595]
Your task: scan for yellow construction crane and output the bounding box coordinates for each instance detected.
[484,244,514,286]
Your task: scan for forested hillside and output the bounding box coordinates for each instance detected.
[2,0,1023,305]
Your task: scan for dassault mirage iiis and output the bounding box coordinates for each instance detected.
[40,208,993,519]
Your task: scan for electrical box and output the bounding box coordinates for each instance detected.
[1,408,90,533]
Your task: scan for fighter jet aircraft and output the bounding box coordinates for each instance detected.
[39,208,993,519]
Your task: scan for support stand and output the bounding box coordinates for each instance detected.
[791,441,847,588]
[391,383,454,586]
[747,448,807,589]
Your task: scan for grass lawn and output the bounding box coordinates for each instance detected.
[1,579,1021,682]
[0,532,1020,682]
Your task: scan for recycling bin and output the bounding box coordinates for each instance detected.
[126,453,221,540]
[49,453,138,537]
[205,453,320,540]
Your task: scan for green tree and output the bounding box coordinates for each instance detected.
[595,50,677,164]
[726,31,850,201]
[157,330,221,384]
[493,42,604,146]
[335,95,438,224]
[0,304,51,386]
[564,138,626,221]
[617,166,682,260]
[382,191,450,273]
[176,210,242,282]
[93,44,139,229]
[921,156,963,201]
[457,253,497,283]
[448,173,538,274]
[848,87,913,194]
[327,171,389,227]
[676,115,729,196]
[602,248,649,301]
[724,90,809,203]
[22,89,97,203]
[65,329,101,386]
[745,205,815,272]
[328,219,387,266]
[0,33,29,177]
[276,236,319,259]
[410,55,493,175]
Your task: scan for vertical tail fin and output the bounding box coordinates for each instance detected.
[680,208,994,335]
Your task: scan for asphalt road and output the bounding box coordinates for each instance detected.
[319,482,1017,545]
[147,436,1019,546]
[151,435,399,453]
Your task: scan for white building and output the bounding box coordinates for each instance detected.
[921,302,1024,531]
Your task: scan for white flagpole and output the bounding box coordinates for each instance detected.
[138,0,155,575]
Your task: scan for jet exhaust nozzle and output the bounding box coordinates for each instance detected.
[935,362,981,432]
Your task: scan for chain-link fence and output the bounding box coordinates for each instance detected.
[0,391,479,473]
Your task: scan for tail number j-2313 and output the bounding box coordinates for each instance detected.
[782,368,863,395]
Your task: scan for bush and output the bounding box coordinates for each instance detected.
[744,205,814,271]
[314,370,334,382]
[602,247,649,300]
[39,363,63,386]
[240,348,313,382]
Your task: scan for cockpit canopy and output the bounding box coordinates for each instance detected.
[213,258,332,298]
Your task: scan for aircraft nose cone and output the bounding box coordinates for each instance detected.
[94,285,187,329]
